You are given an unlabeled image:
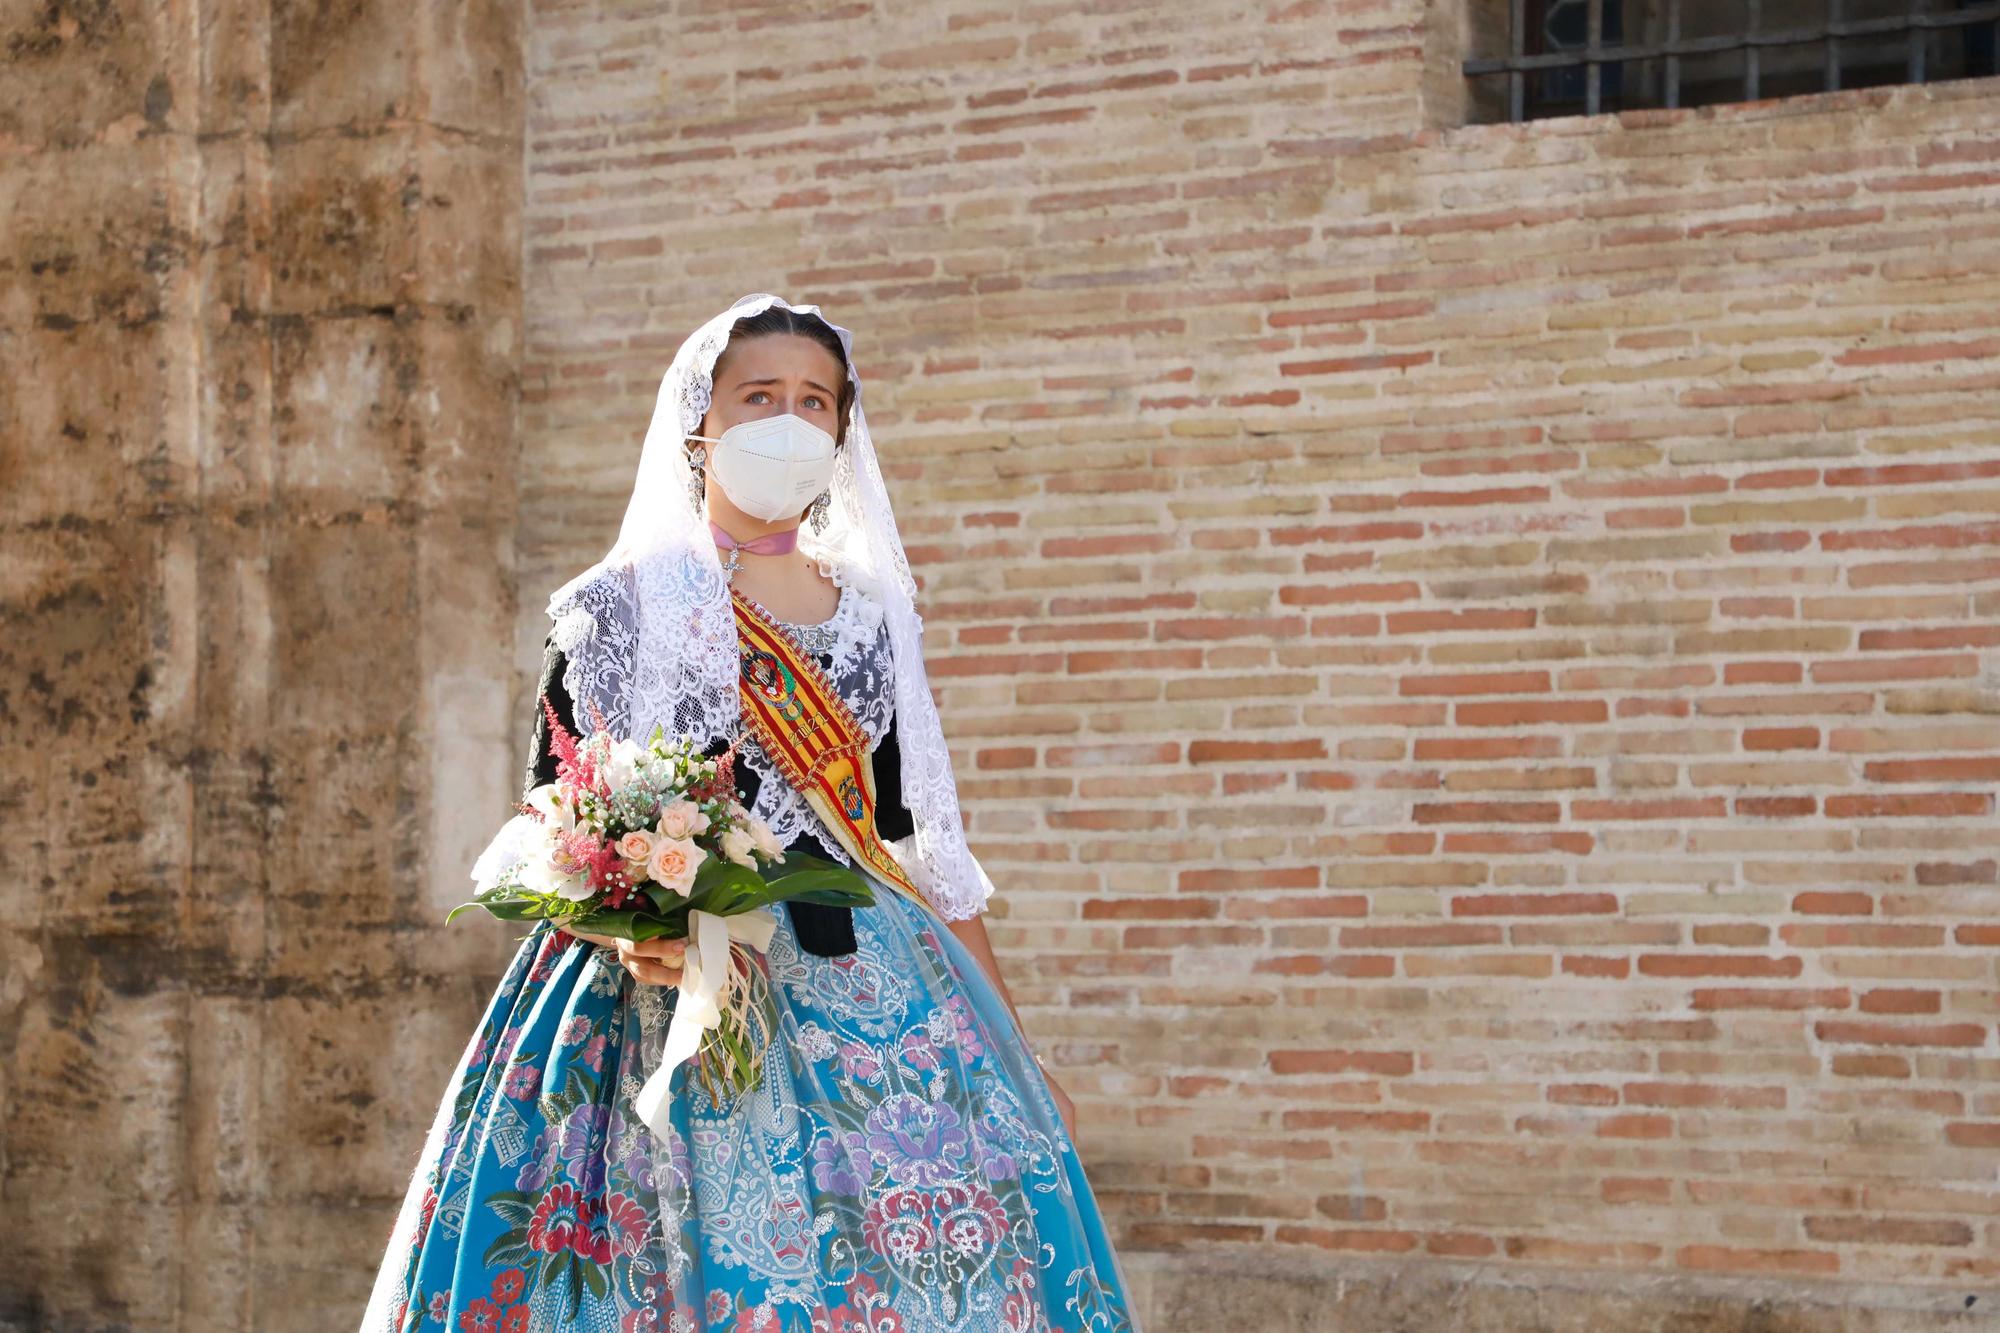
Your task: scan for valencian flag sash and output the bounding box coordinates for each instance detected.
[729,587,942,922]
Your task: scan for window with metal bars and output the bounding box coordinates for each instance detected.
[1463,0,1999,124]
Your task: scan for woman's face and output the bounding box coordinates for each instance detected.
[701,332,845,449]
[697,331,847,531]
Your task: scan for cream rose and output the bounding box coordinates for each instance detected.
[646,835,706,898]
[616,829,656,863]
[655,799,705,841]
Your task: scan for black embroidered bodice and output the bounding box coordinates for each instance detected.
[523,634,914,958]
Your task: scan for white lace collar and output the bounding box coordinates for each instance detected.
[752,553,887,680]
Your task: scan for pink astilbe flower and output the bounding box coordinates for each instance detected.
[687,728,751,806]
[540,694,601,796]
[602,853,648,909]
[575,830,626,895]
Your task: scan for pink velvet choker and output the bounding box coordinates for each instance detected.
[709,518,799,578]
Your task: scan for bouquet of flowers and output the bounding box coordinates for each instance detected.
[450,699,875,1107]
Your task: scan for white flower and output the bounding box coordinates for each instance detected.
[601,737,644,791]
[745,815,783,862]
[523,783,575,836]
[519,848,591,901]
[470,812,542,892]
[719,825,757,868]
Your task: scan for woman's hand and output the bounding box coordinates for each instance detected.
[564,926,687,988]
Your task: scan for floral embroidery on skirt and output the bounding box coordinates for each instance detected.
[362,876,1141,1332]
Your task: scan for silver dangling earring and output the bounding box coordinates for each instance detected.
[684,439,707,511]
[807,489,831,533]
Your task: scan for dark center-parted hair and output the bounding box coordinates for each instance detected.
[716,305,855,450]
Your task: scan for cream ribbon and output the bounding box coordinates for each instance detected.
[632,905,780,1136]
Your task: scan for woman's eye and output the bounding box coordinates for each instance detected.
[749,390,826,410]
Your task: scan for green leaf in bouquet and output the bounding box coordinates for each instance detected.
[677,855,768,917]
[566,906,684,943]
[445,893,553,925]
[482,898,554,922]
[756,849,879,908]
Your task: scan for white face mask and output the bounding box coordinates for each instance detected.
[687,412,837,523]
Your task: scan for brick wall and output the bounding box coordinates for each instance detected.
[519,1,2000,1320]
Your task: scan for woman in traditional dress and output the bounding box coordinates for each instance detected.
[362,293,1143,1332]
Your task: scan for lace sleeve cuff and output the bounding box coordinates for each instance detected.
[886,834,996,922]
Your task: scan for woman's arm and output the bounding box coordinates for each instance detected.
[947,905,1077,1137]
[945,911,1026,1031]
[875,719,1024,1015]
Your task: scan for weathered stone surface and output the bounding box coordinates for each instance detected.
[1122,1251,1994,1331]
[0,0,525,1327]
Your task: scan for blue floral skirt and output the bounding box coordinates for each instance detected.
[362,874,1142,1332]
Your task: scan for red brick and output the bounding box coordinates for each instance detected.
[1340,924,1503,948]
[1273,1224,1420,1253]
[1813,1021,1989,1048]
[1858,988,1941,1015]
[1638,954,1803,979]
[1281,1109,1431,1133]
[1623,1082,1787,1110]
[1803,1216,1973,1247]
[1945,1122,2000,1148]
[1603,1177,1673,1205]
[1676,1245,1841,1276]
[1269,1050,1415,1077]
[1598,1114,1674,1140]
[1414,801,1564,825]
[1563,955,1631,978]
[1793,891,1874,915]
[1691,987,1850,1011]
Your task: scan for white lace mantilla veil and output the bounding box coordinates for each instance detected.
[541,292,996,922]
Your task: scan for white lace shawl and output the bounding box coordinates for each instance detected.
[549,550,995,920]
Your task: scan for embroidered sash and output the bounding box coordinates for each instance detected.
[729,588,940,921]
